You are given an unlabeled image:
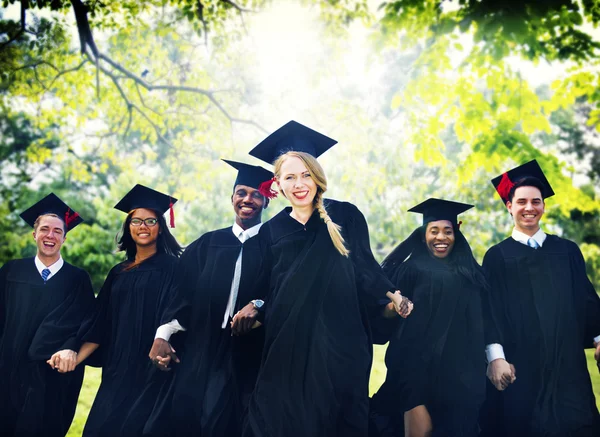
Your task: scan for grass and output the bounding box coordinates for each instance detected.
[66,347,600,436]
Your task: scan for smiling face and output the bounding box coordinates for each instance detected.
[33,215,66,264]
[231,185,267,229]
[425,220,455,259]
[129,208,159,250]
[277,156,318,209]
[507,185,545,236]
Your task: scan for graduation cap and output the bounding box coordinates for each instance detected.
[408,198,474,226]
[491,159,555,204]
[249,120,338,164]
[114,184,178,228]
[222,159,277,199]
[20,193,84,232]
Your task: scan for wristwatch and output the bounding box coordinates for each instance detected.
[251,299,265,310]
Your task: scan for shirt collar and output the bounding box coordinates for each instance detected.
[231,222,263,243]
[511,227,547,247]
[35,255,64,278]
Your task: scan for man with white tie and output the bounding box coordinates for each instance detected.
[144,160,275,437]
[480,160,600,437]
[0,194,94,437]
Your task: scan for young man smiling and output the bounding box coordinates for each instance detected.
[0,194,95,437]
[480,160,600,437]
[144,159,274,437]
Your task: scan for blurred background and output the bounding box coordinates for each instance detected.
[1,1,599,434]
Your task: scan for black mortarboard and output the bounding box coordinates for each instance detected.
[20,193,84,231]
[491,159,555,204]
[222,159,277,199]
[114,184,178,227]
[408,198,474,226]
[249,120,338,164]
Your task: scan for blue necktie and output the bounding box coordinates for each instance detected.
[527,238,539,249]
[41,268,51,283]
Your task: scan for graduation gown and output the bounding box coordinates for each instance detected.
[0,258,95,437]
[480,236,600,437]
[370,252,485,437]
[144,226,266,437]
[81,252,177,437]
[243,199,396,437]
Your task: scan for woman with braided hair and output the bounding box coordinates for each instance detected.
[235,121,412,437]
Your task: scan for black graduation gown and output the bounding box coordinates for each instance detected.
[480,236,600,437]
[81,252,177,437]
[0,258,95,437]
[243,199,396,437]
[370,253,485,437]
[144,226,266,437]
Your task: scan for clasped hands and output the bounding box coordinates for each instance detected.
[46,349,78,373]
[148,338,180,372]
[487,358,517,391]
[385,290,414,319]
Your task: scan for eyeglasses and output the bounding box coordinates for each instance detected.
[130,218,158,227]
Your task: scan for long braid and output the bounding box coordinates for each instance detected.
[314,190,349,257]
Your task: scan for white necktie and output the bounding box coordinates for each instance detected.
[222,232,246,329]
[527,237,539,249]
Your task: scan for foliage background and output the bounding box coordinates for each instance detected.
[1,1,599,435]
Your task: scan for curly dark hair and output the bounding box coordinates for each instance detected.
[116,209,183,261]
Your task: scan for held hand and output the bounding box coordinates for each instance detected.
[486,358,516,391]
[390,290,414,318]
[149,338,179,371]
[382,301,398,319]
[46,349,77,373]
[230,302,259,336]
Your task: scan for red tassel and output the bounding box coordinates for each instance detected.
[496,172,514,202]
[169,198,175,228]
[457,220,463,230]
[64,208,80,228]
[258,177,278,199]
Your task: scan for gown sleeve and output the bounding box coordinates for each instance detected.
[568,241,600,348]
[0,262,9,341]
[481,246,507,347]
[28,268,96,360]
[345,203,396,302]
[248,225,273,323]
[371,260,419,344]
[159,236,209,329]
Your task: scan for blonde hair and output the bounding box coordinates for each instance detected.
[274,151,349,257]
[33,213,66,234]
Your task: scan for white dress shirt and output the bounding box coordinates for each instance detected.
[486,227,600,363]
[155,222,262,341]
[221,222,262,328]
[34,255,64,281]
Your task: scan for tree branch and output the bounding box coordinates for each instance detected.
[71,0,99,56]
[47,60,87,89]
[21,0,27,31]
[221,0,256,13]
[197,0,209,48]
[93,51,265,131]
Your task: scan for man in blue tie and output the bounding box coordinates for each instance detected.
[480,160,600,437]
[0,193,95,437]
[144,159,274,437]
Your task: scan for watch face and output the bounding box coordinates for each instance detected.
[254,299,264,309]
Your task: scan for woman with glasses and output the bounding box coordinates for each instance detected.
[61,184,183,437]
